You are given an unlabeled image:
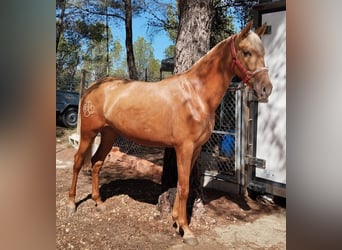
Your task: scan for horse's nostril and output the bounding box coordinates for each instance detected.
[262,85,272,96]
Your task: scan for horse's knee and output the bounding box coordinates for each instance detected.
[177,183,189,201]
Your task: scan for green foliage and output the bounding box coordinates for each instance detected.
[57,18,109,88]
[112,40,128,78]
[56,35,82,91]
[112,39,123,60]
[56,0,108,89]
[226,0,258,30]
[147,58,161,81]
[82,40,108,80]
[211,1,236,48]
[164,45,175,58]
[133,36,160,81]
[134,37,153,72]
[157,2,178,58]
[76,21,106,42]
[165,3,178,43]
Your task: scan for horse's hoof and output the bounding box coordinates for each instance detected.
[67,203,76,215]
[183,236,199,246]
[173,222,181,234]
[96,203,106,212]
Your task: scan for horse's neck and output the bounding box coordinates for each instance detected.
[185,38,234,114]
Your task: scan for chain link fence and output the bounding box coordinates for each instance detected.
[198,89,238,178]
[113,136,165,166]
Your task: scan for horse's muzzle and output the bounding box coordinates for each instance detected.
[256,82,273,102]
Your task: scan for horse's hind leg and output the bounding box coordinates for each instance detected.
[68,131,96,214]
[90,126,116,212]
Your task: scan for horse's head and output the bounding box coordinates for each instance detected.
[231,21,273,102]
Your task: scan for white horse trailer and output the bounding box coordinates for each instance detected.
[247,0,286,198]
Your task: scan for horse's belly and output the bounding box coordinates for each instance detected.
[106,108,174,147]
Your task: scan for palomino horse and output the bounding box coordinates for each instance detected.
[68,21,272,245]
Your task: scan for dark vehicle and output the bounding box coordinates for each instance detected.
[56,90,80,128]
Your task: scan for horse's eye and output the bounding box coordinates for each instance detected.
[243,51,252,57]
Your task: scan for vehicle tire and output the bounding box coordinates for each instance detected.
[62,107,78,128]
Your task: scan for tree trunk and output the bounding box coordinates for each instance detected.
[56,0,67,52]
[159,0,214,218]
[124,0,139,80]
[174,0,213,73]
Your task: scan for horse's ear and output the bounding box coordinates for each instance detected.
[237,21,253,41]
[255,22,268,37]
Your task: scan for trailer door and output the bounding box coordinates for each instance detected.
[256,10,286,186]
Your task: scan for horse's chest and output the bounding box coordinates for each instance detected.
[191,115,215,144]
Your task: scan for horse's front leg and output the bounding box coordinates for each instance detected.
[173,143,199,246]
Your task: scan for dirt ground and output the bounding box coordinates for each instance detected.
[56,127,286,249]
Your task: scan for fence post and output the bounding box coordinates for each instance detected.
[77,70,87,135]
